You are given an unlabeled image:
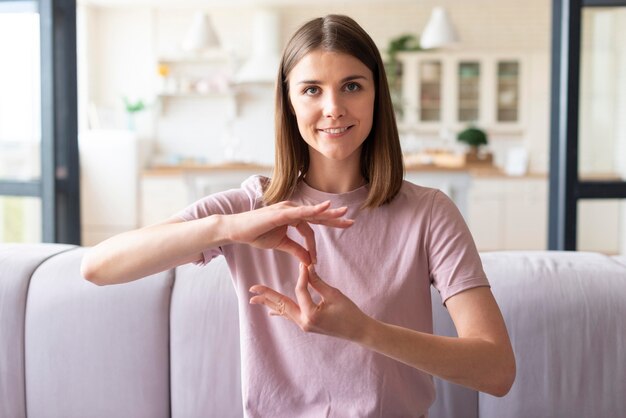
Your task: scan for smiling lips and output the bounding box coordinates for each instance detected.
[319,126,353,135]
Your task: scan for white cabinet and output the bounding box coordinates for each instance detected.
[468,177,548,251]
[140,166,272,227]
[396,51,527,134]
[79,130,150,246]
[405,170,471,219]
[140,174,188,226]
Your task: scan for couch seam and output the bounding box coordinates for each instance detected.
[168,267,176,418]
[608,256,626,269]
[22,245,78,418]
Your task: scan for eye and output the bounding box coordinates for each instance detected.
[344,82,361,92]
[303,86,319,96]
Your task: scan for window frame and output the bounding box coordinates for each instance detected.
[0,0,80,244]
[549,0,626,250]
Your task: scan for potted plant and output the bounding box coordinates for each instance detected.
[123,97,146,131]
[385,34,421,117]
[457,126,492,165]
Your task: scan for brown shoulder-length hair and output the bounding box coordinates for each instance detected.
[262,14,404,208]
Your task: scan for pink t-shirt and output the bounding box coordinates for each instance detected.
[176,175,489,417]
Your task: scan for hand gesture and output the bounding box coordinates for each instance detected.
[227,200,353,265]
[249,263,370,342]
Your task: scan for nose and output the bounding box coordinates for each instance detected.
[322,91,345,120]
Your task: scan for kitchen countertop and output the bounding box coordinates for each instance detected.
[142,161,548,179]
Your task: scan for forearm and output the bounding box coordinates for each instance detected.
[358,318,515,397]
[81,215,229,285]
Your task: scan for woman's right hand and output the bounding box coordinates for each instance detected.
[225,200,353,265]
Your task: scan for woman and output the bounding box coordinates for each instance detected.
[82,14,515,417]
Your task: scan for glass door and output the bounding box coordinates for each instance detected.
[0,1,42,242]
[577,6,626,254]
[0,0,80,244]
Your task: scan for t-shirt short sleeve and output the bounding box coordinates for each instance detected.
[427,190,490,304]
[173,175,267,265]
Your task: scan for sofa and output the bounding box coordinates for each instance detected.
[1,243,625,418]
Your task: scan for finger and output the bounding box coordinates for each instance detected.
[308,218,355,228]
[273,204,350,232]
[293,222,317,265]
[306,264,335,298]
[249,285,299,319]
[275,236,312,265]
[302,206,349,222]
[295,262,316,312]
[289,200,332,218]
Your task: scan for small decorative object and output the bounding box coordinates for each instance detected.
[157,63,171,94]
[457,126,493,165]
[504,147,529,176]
[123,97,146,131]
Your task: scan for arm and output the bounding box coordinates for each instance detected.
[249,264,516,397]
[360,285,516,397]
[82,201,354,286]
[81,215,226,286]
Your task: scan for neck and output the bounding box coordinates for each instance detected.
[305,155,365,194]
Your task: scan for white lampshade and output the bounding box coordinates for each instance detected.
[181,12,220,53]
[235,9,281,84]
[420,7,460,50]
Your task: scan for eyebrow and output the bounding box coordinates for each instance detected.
[296,75,369,85]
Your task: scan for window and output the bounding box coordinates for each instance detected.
[0,0,80,244]
[549,0,626,252]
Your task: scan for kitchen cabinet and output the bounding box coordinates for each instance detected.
[141,166,470,226]
[140,167,623,254]
[140,164,272,227]
[468,176,548,251]
[79,130,150,246]
[468,176,622,253]
[405,169,471,219]
[140,174,188,226]
[395,51,527,134]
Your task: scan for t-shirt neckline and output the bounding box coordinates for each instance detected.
[297,179,369,206]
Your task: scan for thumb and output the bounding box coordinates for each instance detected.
[306,264,334,297]
[276,237,312,265]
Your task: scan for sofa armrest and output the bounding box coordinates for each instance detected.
[24,246,174,418]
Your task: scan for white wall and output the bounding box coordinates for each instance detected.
[82,0,552,169]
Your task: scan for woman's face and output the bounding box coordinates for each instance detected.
[287,50,375,165]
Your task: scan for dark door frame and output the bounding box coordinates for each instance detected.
[549,0,626,250]
[0,0,80,244]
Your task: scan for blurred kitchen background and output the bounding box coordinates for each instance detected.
[1,0,625,254]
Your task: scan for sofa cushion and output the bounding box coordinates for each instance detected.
[24,247,174,418]
[478,251,626,418]
[0,243,74,418]
[170,256,242,418]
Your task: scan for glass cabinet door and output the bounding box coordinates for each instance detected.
[419,61,442,122]
[496,61,519,122]
[458,61,480,122]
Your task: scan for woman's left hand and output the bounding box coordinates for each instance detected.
[249,263,371,342]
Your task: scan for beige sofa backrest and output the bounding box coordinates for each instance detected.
[1,244,625,418]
